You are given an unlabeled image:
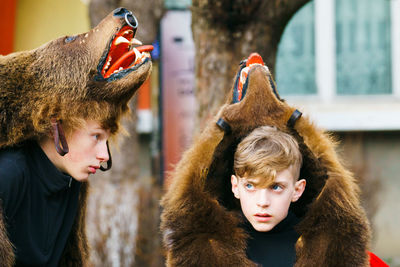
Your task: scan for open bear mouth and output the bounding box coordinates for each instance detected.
[97,24,153,80]
[233,53,267,103]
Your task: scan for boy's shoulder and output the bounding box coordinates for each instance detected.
[0,145,29,174]
[0,145,30,199]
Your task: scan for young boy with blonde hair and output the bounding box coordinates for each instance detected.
[161,53,388,267]
[231,126,306,266]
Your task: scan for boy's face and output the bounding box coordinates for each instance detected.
[231,167,306,232]
[57,120,111,181]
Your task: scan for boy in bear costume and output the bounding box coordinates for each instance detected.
[161,53,388,266]
[0,8,152,266]
[231,125,306,266]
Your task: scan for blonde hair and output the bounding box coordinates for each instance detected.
[234,126,302,185]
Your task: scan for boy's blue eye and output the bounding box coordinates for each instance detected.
[245,183,254,189]
[272,184,282,191]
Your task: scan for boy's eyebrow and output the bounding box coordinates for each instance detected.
[92,127,107,132]
[240,177,265,187]
[240,177,286,188]
[93,126,105,130]
[274,175,292,184]
[239,177,257,183]
[272,181,288,186]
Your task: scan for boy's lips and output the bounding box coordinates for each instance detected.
[89,166,100,174]
[254,213,272,222]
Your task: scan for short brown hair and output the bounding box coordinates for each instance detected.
[60,101,122,136]
[33,100,124,139]
[233,126,302,184]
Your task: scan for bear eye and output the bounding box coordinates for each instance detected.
[65,36,77,43]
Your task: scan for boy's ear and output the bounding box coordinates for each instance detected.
[231,175,240,199]
[292,179,306,202]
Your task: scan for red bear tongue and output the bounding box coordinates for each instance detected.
[246,52,264,66]
[104,45,154,78]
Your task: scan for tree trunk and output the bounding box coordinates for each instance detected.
[87,1,164,266]
[191,0,310,128]
[86,0,311,265]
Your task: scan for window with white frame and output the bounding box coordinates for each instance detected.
[276,0,400,131]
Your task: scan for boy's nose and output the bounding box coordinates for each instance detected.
[257,189,271,207]
[97,141,110,162]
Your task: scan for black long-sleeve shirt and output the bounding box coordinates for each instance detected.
[244,211,300,267]
[0,141,81,266]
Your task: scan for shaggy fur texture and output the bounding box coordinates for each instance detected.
[0,8,151,266]
[161,64,371,266]
[0,9,151,146]
[0,201,14,266]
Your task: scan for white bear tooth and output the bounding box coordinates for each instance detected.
[240,67,250,84]
[114,36,130,45]
[130,38,142,46]
[133,48,141,61]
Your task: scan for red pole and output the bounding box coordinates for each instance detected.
[136,77,153,134]
[0,0,17,55]
[137,77,151,111]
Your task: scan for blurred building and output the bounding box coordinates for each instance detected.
[276,1,400,264]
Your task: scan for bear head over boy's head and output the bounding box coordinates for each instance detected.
[0,8,152,147]
[231,126,306,232]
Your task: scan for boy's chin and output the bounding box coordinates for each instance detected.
[71,173,90,182]
[249,220,276,232]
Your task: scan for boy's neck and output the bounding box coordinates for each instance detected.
[38,137,64,172]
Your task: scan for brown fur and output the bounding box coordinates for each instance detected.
[161,65,371,266]
[0,9,151,147]
[0,8,151,266]
[0,201,14,266]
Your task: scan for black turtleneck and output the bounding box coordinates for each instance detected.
[0,141,81,266]
[243,211,300,267]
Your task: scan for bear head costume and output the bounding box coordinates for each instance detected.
[0,7,152,266]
